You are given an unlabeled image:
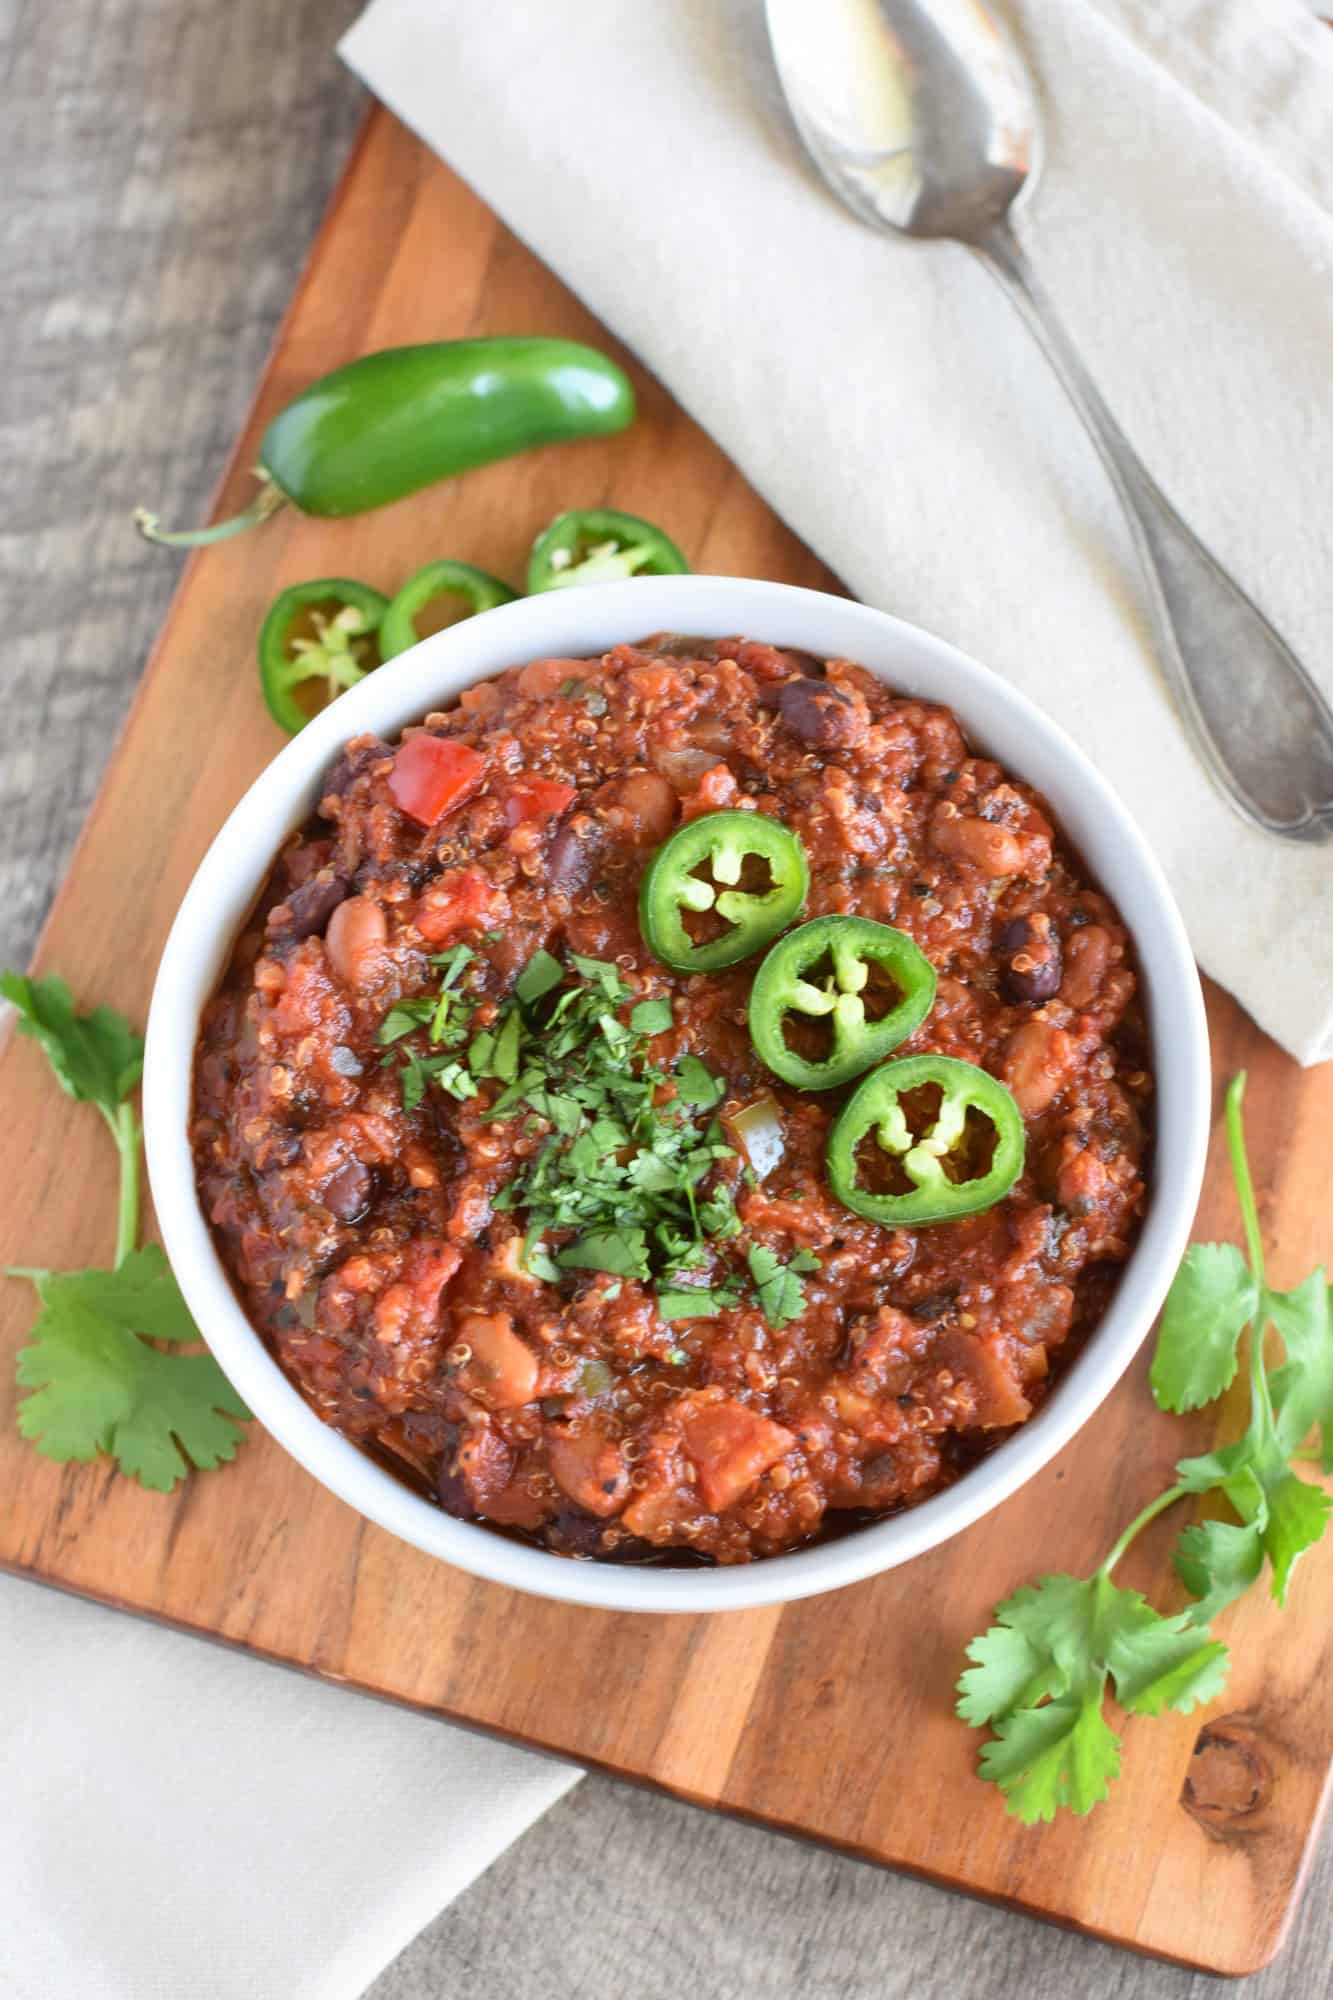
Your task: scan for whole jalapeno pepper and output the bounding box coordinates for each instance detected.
[135,339,636,547]
[379,560,517,660]
[639,811,808,974]
[748,915,936,1091]
[527,507,688,592]
[258,578,389,736]
[826,1054,1026,1228]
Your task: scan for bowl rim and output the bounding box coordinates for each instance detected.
[144,574,1210,1614]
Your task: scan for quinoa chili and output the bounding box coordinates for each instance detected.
[191,636,1153,1566]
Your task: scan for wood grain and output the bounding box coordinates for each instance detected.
[3,105,1331,1979]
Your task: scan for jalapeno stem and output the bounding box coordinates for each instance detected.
[133,473,288,548]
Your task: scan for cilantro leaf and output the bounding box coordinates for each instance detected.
[977,1693,1120,1825]
[378,999,434,1045]
[556,1228,650,1280]
[958,1571,1228,1822]
[1268,1272,1333,1468]
[747,1244,808,1328]
[956,1620,1064,1726]
[14,1248,250,1492]
[675,1054,723,1109]
[630,999,673,1036]
[2,971,143,1115]
[1149,1242,1258,1413]
[1173,1517,1266,1624]
[1261,1471,1333,1605]
[655,1285,738,1321]
[1103,1609,1229,1716]
[515,950,564,1006]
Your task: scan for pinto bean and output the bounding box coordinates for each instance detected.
[603,770,677,846]
[517,655,598,699]
[776,678,866,750]
[931,808,1024,878]
[547,1425,630,1517]
[325,895,388,990]
[997,913,1062,1004]
[1003,1020,1077,1116]
[455,1312,539,1410]
[1061,924,1113,1010]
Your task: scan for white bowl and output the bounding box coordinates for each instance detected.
[145,576,1209,1613]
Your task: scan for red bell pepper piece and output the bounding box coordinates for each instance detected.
[388,735,485,827]
[503,777,577,828]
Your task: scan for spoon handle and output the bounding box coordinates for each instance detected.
[978,218,1333,845]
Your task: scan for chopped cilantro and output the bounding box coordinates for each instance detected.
[747,1244,810,1327]
[630,999,673,1036]
[515,950,564,1005]
[656,1285,740,1321]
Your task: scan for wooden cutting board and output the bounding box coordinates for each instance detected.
[4,106,1331,1976]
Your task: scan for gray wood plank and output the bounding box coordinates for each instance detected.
[3,2,1327,1994]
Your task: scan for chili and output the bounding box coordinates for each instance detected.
[527,508,688,592]
[258,578,389,737]
[827,1053,1025,1227]
[748,915,936,1091]
[136,339,635,547]
[638,810,808,973]
[379,561,517,659]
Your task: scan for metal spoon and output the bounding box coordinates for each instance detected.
[765,0,1333,844]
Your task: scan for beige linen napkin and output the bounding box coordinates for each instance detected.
[342,0,1333,1063]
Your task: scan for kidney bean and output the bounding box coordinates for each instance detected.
[997,913,1063,1004]
[325,895,388,989]
[776,678,866,750]
[1061,924,1113,1010]
[547,814,606,895]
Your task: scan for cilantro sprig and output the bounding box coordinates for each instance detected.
[4,971,249,1491]
[958,1073,1332,1821]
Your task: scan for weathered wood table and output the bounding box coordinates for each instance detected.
[4,3,1329,1995]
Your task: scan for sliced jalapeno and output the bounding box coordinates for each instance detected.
[827,1054,1025,1228]
[639,811,808,973]
[379,560,517,660]
[258,578,390,736]
[748,916,936,1091]
[527,508,688,592]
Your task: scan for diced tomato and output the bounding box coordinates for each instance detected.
[413,867,504,945]
[503,777,577,829]
[388,735,485,827]
[683,1401,796,1512]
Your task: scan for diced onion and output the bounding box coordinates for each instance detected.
[726,1096,786,1181]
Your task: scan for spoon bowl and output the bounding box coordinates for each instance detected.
[766,0,1036,239]
[765,0,1333,842]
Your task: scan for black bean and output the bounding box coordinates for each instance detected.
[436,1426,474,1519]
[322,1158,372,1223]
[319,735,391,806]
[997,914,1063,1004]
[266,869,349,945]
[774,678,866,749]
